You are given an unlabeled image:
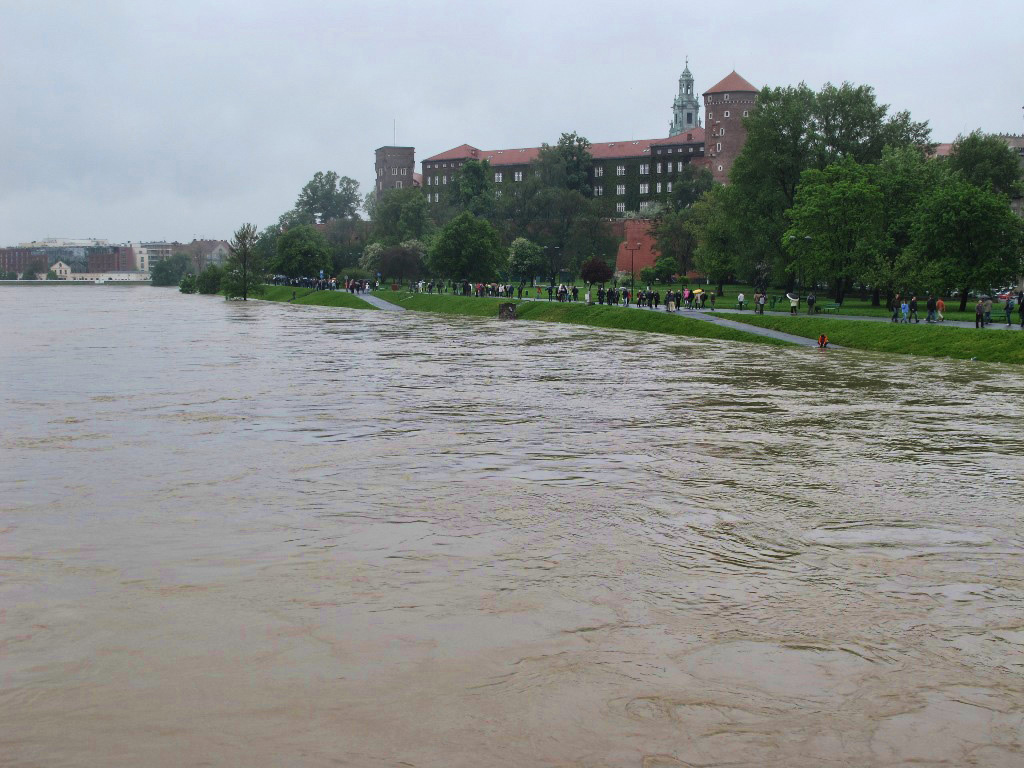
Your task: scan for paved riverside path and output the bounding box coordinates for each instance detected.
[360,292,406,311]
[696,306,1023,331]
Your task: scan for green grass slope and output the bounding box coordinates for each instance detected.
[258,285,377,310]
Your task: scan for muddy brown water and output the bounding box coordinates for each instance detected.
[1,286,1022,767]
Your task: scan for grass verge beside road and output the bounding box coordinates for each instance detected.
[258,285,378,310]
[727,314,1023,365]
[376,292,793,348]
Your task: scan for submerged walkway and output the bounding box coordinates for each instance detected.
[360,293,406,311]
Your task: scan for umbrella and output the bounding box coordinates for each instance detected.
[786,293,799,301]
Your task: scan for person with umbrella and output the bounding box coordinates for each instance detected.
[787,292,799,315]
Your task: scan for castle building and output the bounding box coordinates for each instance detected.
[376,65,757,216]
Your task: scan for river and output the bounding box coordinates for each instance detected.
[1,286,1022,767]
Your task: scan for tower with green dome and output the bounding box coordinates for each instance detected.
[669,59,701,136]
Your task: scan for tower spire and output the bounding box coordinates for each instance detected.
[669,60,700,135]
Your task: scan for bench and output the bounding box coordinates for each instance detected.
[822,303,842,314]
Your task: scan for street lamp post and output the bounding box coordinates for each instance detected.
[624,241,640,305]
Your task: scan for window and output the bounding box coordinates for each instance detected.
[616,202,626,213]
[594,185,603,196]
[514,171,523,182]
[720,128,725,136]
[494,172,503,183]
[656,182,662,193]
[443,175,448,184]
[639,183,649,194]
[434,193,440,202]
[708,112,713,120]
[716,143,722,152]
[616,184,625,196]
[616,165,626,176]
[392,168,398,176]
[395,181,402,189]
[639,201,651,211]
[434,175,439,185]
[443,163,447,167]
[689,147,694,153]
[718,165,724,172]
[656,163,662,173]
[594,166,604,177]
[639,164,650,175]
[427,176,432,186]
[495,190,502,198]
[677,162,684,172]
[724,94,730,101]
[400,167,407,175]
[743,110,749,117]
[724,111,730,118]
[667,182,673,192]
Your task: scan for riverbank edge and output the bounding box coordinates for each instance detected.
[372,291,796,348]
[725,313,1024,365]
[251,285,378,310]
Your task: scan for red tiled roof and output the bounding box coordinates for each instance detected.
[933,143,953,157]
[423,144,482,162]
[704,71,757,95]
[481,147,541,166]
[651,127,706,146]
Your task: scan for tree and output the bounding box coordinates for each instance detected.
[689,185,743,294]
[947,131,1023,197]
[223,223,265,300]
[45,270,59,280]
[534,132,593,194]
[293,171,360,224]
[448,159,495,218]
[275,224,330,279]
[3,271,19,280]
[507,237,545,282]
[359,242,384,275]
[370,187,433,246]
[913,177,1024,311]
[428,212,503,280]
[379,241,426,281]
[195,264,224,294]
[580,256,614,285]
[150,253,191,286]
[667,164,715,210]
[178,273,197,293]
[783,157,887,303]
[652,209,697,277]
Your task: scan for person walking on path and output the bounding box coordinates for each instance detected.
[709,291,716,310]
[975,298,985,328]
[807,291,816,314]
[900,299,909,323]
[936,297,945,322]
[890,294,900,323]
[737,291,745,311]
[909,296,920,323]
[787,293,799,315]
[1005,296,1015,326]
[758,292,766,314]
[983,297,993,325]
[926,295,937,323]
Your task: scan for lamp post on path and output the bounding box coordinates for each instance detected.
[625,241,640,304]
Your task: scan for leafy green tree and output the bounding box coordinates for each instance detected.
[507,237,545,282]
[783,157,887,302]
[178,273,197,293]
[195,264,224,294]
[689,185,744,294]
[222,223,265,300]
[150,253,191,286]
[534,132,593,194]
[371,187,433,245]
[652,209,697,277]
[428,212,503,280]
[653,255,678,282]
[580,256,614,285]
[668,164,715,210]
[275,225,331,279]
[3,270,19,280]
[379,242,426,281]
[292,171,361,224]
[448,159,495,218]
[45,270,59,280]
[913,177,1024,311]
[359,242,384,275]
[947,131,1023,197]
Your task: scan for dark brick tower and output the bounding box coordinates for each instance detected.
[374,146,415,199]
[702,71,757,184]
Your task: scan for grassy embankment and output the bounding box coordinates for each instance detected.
[727,314,1024,365]
[258,285,377,310]
[374,291,793,347]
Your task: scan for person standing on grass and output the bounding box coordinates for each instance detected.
[788,293,799,315]
[983,297,993,324]
[758,292,766,314]
[807,291,816,314]
[975,298,985,328]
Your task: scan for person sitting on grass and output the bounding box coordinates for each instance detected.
[817,334,829,348]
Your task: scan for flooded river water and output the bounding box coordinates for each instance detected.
[2,286,1022,767]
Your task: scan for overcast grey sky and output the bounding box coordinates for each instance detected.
[1,0,1021,245]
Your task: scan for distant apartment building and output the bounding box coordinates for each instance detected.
[129,242,173,273]
[87,246,134,272]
